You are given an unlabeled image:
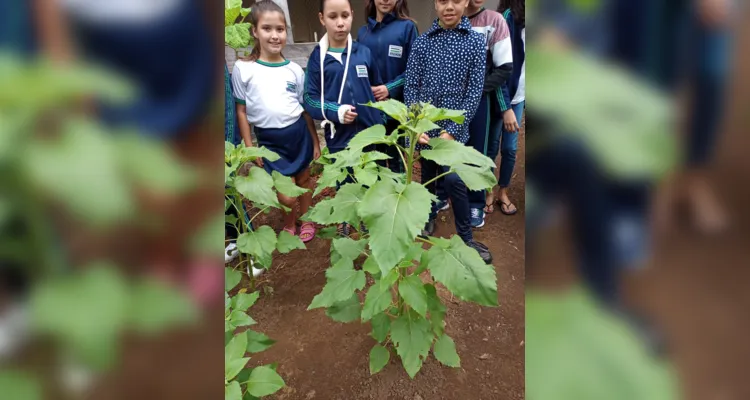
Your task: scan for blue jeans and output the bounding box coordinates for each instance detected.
[488,101,524,189]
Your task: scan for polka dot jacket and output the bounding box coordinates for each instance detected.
[404,16,487,148]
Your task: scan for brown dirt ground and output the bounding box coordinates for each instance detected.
[244,129,526,400]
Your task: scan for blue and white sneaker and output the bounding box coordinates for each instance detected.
[470,208,485,228]
[436,199,450,213]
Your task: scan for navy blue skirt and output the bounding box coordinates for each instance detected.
[256,116,314,177]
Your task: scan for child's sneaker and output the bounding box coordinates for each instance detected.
[470,208,485,228]
[436,199,450,213]
[225,242,239,263]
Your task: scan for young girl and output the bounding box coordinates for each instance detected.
[486,0,525,216]
[304,0,385,155]
[357,0,419,172]
[232,1,321,242]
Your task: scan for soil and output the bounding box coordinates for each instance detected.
[244,130,526,400]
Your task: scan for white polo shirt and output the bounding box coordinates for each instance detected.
[231,59,305,129]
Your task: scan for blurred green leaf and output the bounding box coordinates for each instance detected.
[526,288,679,400]
[128,279,196,334]
[0,370,41,400]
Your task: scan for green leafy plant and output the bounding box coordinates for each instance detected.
[224,268,284,400]
[303,100,499,378]
[225,0,253,51]
[224,142,307,286]
[0,53,200,394]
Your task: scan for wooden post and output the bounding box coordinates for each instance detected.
[271,0,294,44]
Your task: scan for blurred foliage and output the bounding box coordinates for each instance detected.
[0,51,200,393]
[225,0,253,50]
[526,45,677,181]
[526,288,679,400]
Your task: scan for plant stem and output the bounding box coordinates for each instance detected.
[416,236,437,246]
[421,169,454,188]
[395,145,407,172]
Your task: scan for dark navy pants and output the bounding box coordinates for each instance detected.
[422,158,473,242]
[467,94,493,210]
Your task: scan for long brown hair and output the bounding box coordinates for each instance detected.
[365,0,416,24]
[497,0,525,26]
[244,0,287,62]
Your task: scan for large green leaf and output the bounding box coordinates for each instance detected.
[314,164,349,197]
[246,329,276,353]
[433,334,460,368]
[369,344,391,375]
[225,357,249,381]
[276,230,305,254]
[245,365,285,397]
[398,275,429,318]
[423,236,497,307]
[225,268,242,292]
[225,331,249,362]
[226,23,252,49]
[0,370,41,400]
[363,100,409,124]
[236,226,277,268]
[30,264,129,371]
[452,163,498,191]
[305,183,366,225]
[354,163,380,187]
[225,380,242,400]
[421,103,466,124]
[308,258,366,309]
[359,180,434,275]
[526,47,676,179]
[347,124,389,151]
[370,312,391,343]
[232,291,260,312]
[332,237,368,261]
[235,168,281,209]
[272,171,308,198]
[325,293,361,322]
[390,309,434,378]
[526,288,679,400]
[425,284,446,336]
[421,138,495,170]
[228,310,256,328]
[361,279,393,322]
[128,279,196,334]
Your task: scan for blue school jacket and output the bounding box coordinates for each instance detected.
[304,41,385,152]
[404,16,486,147]
[356,13,419,102]
[499,9,525,108]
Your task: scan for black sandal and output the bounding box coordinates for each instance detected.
[498,200,518,216]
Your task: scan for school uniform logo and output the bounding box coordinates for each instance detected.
[286,81,297,93]
[356,65,368,78]
[388,45,403,58]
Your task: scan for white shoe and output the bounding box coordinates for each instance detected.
[225,242,239,263]
[0,302,29,360]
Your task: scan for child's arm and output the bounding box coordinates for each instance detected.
[403,37,424,107]
[303,51,348,123]
[235,103,253,147]
[484,17,513,93]
[443,43,486,144]
[303,112,321,159]
[368,48,388,101]
[384,23,419,100]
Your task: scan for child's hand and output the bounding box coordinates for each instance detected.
[698,0,729,27]
[254,158,264,168]
[371,85,389,101]
[313,146,321,160]
[418,133,431,145]
[439,131,454,141]
[342,107,358,124]
[503,109,520,133]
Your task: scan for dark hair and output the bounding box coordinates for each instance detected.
[246,0,287,61]
[497,0,525,26]
[319,0,353,13]
[365,0,416,24]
